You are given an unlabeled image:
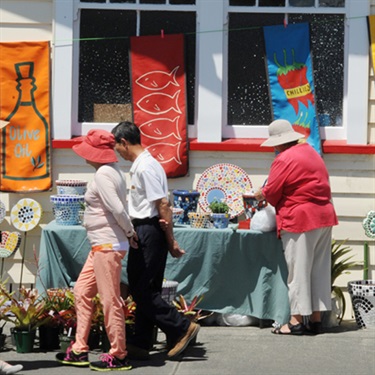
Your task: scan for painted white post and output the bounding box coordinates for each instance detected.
[196,0,224,142]
[52,0,74,139]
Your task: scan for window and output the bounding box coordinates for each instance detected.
[53,0,369,144]
[227,13,344,127]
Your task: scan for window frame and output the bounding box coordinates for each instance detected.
[53,0,370,145]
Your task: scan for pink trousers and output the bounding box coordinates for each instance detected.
[72,251,126,359]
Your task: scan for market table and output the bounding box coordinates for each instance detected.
[36,221,290,324]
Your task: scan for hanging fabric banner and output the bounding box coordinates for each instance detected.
[263,23,321,154]
[368,15,375,74]
[130,34,188,178]
[0,41,52,192]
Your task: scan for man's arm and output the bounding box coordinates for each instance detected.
[155,197,185,258]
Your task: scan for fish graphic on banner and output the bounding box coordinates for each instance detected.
[263,23,322,154]
[130,34,188,178]
[0,41,52,192]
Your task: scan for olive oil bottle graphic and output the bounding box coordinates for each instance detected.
[1,61,50,191]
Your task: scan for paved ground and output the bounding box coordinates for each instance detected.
[1,320,374,375]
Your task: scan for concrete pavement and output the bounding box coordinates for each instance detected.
[1,320,374,375]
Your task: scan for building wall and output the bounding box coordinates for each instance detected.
[0,0,374,320]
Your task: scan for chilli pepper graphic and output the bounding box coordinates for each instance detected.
[275,49,315,114]
[292,111,311,139]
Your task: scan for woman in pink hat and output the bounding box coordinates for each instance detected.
[56,129,137,371]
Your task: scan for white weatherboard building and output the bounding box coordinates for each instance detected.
[0,0,374,320]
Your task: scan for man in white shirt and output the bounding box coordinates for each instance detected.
[112,122,200,359]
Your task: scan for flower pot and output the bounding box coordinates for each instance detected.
[172,190,200,224]
[39,325,61,350]
[161,280,179,305]
[88,329,101,350]
[59,334,75,353]
[101,331,111,353]
[211,213,230,229]
[13,329,36,353]
[0,333,6,351]
[348,280,375,328]
[188,212,211,229]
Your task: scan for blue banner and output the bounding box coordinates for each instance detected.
[264,23,321,154]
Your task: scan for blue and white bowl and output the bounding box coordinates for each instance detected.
[56,180,87,196]
[50,195,85,225]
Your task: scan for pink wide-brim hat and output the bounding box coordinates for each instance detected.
[72,129,118,163]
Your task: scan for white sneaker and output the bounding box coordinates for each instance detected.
[0,361,23,375]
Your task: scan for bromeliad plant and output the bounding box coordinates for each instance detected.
[0,284,49,332]
[40,288,76,331]
[172,295,212,322]
[123,296,136,325]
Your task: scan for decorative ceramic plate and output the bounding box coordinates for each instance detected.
[195,163,252,219]
[0,200,5,224]
[363,210,375,239]
[0,231,22,258]
[10,198,42,232]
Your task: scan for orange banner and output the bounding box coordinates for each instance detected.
[0,41,52,192]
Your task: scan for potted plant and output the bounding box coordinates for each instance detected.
[0,291,8,350]
[89,294,104,350]
[38,288,74,350]
[171,294,212,347]
[208,199,230,229]
[0,284,49,353]
[325,239,360,327]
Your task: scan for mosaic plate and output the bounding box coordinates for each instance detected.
[363,210,375,239]
[195,163,252,219]
[0,231,22,258]
[10,198,42,232]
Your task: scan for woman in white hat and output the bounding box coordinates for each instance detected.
[255,119,338,335]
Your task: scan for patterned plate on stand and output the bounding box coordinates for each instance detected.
[195,163,252,219]
[10,198,43,232]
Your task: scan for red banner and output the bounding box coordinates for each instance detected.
[130,34,188,178]
[0,41,52,192]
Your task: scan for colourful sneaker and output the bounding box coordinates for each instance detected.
[90,354,132,371]
[55,343,89,367]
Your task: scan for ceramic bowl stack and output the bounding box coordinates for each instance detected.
[51,180,87,226]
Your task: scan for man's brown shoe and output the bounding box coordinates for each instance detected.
[167,322,200,358]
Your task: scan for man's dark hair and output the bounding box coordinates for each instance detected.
[111,121,141,145]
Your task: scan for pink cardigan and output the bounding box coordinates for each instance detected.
[262,143,338,237]
[83,164,134,248]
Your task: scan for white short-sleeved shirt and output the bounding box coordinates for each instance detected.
[129,150,168,219]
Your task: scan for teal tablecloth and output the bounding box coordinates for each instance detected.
[37,221,290,324]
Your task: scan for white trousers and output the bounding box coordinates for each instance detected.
[281,227,332,316]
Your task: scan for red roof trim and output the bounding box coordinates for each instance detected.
[52,138,375,154]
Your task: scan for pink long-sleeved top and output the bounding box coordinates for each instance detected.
[83,163,134,248]
[262,143,338,237]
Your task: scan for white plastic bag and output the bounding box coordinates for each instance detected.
[250,205,276,232]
